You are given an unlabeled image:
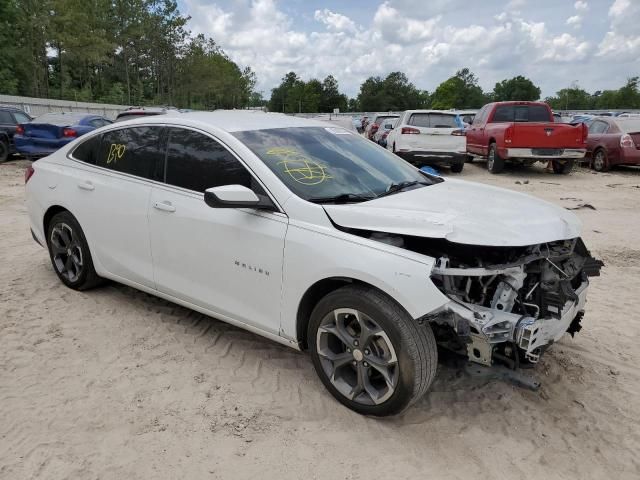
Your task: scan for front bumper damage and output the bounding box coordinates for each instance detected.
[427,238,602,370]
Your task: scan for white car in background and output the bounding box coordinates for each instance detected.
[386,109,468,173]
[25,111,601,416]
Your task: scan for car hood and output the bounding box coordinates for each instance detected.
[323,179,581,247]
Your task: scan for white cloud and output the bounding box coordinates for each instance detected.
[181,0,636,98]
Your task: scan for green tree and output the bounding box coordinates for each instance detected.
[430,68,486,109]
[545,85,594,110]
[492,76,541,101]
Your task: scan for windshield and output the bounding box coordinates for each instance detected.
[233,127,438,203]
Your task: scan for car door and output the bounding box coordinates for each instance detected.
[148,127,288,335]
[466,105,488,155]
[587,120,608,156]
[65,125,164,288]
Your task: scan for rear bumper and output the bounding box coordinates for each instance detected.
[505,148,586,159]
[396,150,466,166]
[15,137,72,157]
[618,148,640,166]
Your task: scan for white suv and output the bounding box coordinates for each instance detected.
[386,110,467,172]
[25,111,601,416]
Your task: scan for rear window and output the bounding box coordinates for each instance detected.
[374,115,398,125]
[33,113,87,125]
[616,119,640,133]
[409,113,457,128]
[491,105,551,123]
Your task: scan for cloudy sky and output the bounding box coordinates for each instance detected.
[177,0,640,98]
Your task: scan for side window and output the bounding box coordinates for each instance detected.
[72,134,102,165]
[472,106,487,125]
[588,121,608,134]
[0,111,13,124]
[89,118,111,128]
[491,105,514,122]
[13,112,31,124]
[165,128,258,193]
[97,126,164,181]
[408,113,429,127]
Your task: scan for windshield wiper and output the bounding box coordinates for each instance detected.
[376,180,429,199]
[308,193,376,204]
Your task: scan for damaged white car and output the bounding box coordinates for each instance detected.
[25,112,602,416]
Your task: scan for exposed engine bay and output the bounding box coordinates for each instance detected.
[350,228,603,369]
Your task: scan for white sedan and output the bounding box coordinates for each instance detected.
[25,111,601,416]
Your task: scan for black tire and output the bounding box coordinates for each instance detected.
[450,162,464,173]
[487,143,504,173]
[0,139,9,163]
[308,285,437,416]
[46,211,103,290]
[465,155,474,163]
[552,159,574,174]
[592,149,609,172]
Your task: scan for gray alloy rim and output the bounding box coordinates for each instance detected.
[487,147,495,170]
[50,223,83,283]
[594,151,605,171]
[316,308,398,406]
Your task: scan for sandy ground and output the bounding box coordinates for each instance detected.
[1,119,640,479]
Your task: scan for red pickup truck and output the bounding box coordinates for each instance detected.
[466,101,588,174]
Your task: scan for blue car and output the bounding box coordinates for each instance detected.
[15,112,112,158]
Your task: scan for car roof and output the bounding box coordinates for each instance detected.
[115,110,336,133]
[403,110,458,115]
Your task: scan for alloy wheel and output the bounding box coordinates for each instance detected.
[594,151,605,171]
[487,148,495,170]
[316,308,398,405]
[50,223,84,283]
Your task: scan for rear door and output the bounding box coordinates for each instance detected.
[65,125,165,288]
[406,112,462,152]
[148,127,287,335]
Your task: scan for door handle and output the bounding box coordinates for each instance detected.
[153,201,176,213]
[77,181,94,191]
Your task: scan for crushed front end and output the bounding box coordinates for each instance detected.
[427,238,603,368]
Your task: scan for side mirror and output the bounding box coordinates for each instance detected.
[204,185,267,209]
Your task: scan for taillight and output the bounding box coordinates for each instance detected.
[451,129,466,136]
[620,134,635,148]
[581,123,588,144]
[401,127,420,134]
[62,128,77,138]
[24,165,35,184]
[16,125,24,135]
[504,125,514,144]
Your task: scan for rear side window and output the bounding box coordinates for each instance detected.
[13,112,31,124]
[0,111,14,124]
[72,134,102,165]
[97,126,165,181]
[588,121,609,134]
[165,128,253,193]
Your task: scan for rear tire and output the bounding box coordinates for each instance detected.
[46,211,103,290]
[308,285,438,416]
[592,149,609,172]
[450,162,464,173]
[552,159,574,174]
[487,143,504,173]
[0,139,9,163]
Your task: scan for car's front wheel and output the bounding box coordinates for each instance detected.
[46,211,103,290]
[308,285,437,416]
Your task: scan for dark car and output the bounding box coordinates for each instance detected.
[14,112,112,159]
[0,106,33,162]
[587,117,640,171]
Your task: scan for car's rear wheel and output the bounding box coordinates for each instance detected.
[487,143,504,173]
[592,149,609,172]
[552,159,574,174]
[0,139,9,163]
[308,285,437,416]
[46,211,103,290]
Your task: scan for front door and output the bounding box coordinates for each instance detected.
[148,127,288,335]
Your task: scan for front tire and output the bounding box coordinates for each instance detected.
[487,143,504,173]
[308,285,437,416]
[450,162,464,173]
[46,211,103,290]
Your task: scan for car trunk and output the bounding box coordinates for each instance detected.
[22,123,69,139]
[404,113,462,152]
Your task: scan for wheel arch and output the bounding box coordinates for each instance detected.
[43,205,71,237]
[295,276,413,350]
